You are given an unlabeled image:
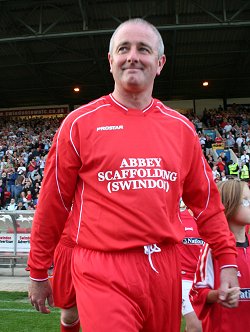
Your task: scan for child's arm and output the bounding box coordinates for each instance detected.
[206,289,219,303]
[189,244,215,320]
[191,246,240,317]
[203,285,239,305]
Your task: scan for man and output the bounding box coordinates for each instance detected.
[204,135,213,157]
[177,201,204,332]
[236,133,244,154]
[28,18,239,332]
[6,197,17,211]
[240,161,249,181]
[228,160,239,177]
[240,150,249,165]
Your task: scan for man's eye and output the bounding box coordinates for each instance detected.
[117,47,128,53]
[139,47,150,53]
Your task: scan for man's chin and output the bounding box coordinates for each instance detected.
[123,77,142,87]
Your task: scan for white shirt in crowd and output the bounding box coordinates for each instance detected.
[224,124,232,132]
[241,154,250,163]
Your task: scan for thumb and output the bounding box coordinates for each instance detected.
[47,293,54,307]
[218,281,229,301]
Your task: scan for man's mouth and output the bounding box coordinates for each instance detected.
[122,67,142,71]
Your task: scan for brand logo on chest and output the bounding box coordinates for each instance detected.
[96,125,124,131]
[182,237,204,245]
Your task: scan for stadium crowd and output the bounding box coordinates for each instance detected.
[0,117,62,210]
[188,103,250,183]
[0,103,250,210]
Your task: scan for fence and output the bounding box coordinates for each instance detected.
[0,210,34,275]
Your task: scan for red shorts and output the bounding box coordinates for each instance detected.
[52,241,76,309]
[72,244,181,332]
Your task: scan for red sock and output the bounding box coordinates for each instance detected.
[60,318,80,332]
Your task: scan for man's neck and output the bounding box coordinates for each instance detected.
[112,88,153,111]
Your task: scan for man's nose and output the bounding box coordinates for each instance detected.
[127,47,139,63]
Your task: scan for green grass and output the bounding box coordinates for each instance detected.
[181,318,186,332]
[0,291,186,331]
[0,291,60,332]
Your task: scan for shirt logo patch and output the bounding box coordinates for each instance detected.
[182,237,205,245]
[185,227,193,231]
[96,125,124,131]
[240,288,250,301]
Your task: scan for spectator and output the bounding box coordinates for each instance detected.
[220,171,228,182]
[236,134,245,154]
[2,157,14,174]
[241,116,249,132]
[228,160,239,177]
[219,151,228,163]
[223,122,232,134]
[19,191,29,209]
[0,172,7,188]
[6,169,18,198]
[17,161,27,175]
[240,150,249,166]
[38,155,46,177]
[0,178,6,208]
[16,201,27,210]
[240,162,249,181]
[244,141,250,154]
[26,190,32,202]
[245,132,250,144]
[198,133,206,146]
[212,165,220,180]
[204,136,213,156]
[226,132,235,149]
[27,158,37,176]
[27,202,35,210]
[14,172,25,200]
[6,198,17,211]
[214,173,221,183]
[215,156,226,173]
[219,151,229,174]
[33,193,39,208]
[31,182,40,199]
[30,169,41,183]
[215,135,223,144]
[206,155,214,169]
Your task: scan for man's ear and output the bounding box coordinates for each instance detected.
[108,53,112,73]
[156,54,166,76]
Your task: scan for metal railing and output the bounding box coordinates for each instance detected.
[0,210,34,255]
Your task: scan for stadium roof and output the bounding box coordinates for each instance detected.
[0,0,250,108]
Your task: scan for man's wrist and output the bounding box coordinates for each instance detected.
[29,268,48,280]
[217,253,237,268]
[220,264,238,270]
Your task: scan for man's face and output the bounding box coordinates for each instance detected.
[108,22,166,93]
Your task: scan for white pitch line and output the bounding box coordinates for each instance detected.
[0,308,59,313]
[0,300,28,303]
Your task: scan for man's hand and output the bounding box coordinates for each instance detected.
[218,267,240,308]
[28,279,54,314]
[218,286,240,308]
